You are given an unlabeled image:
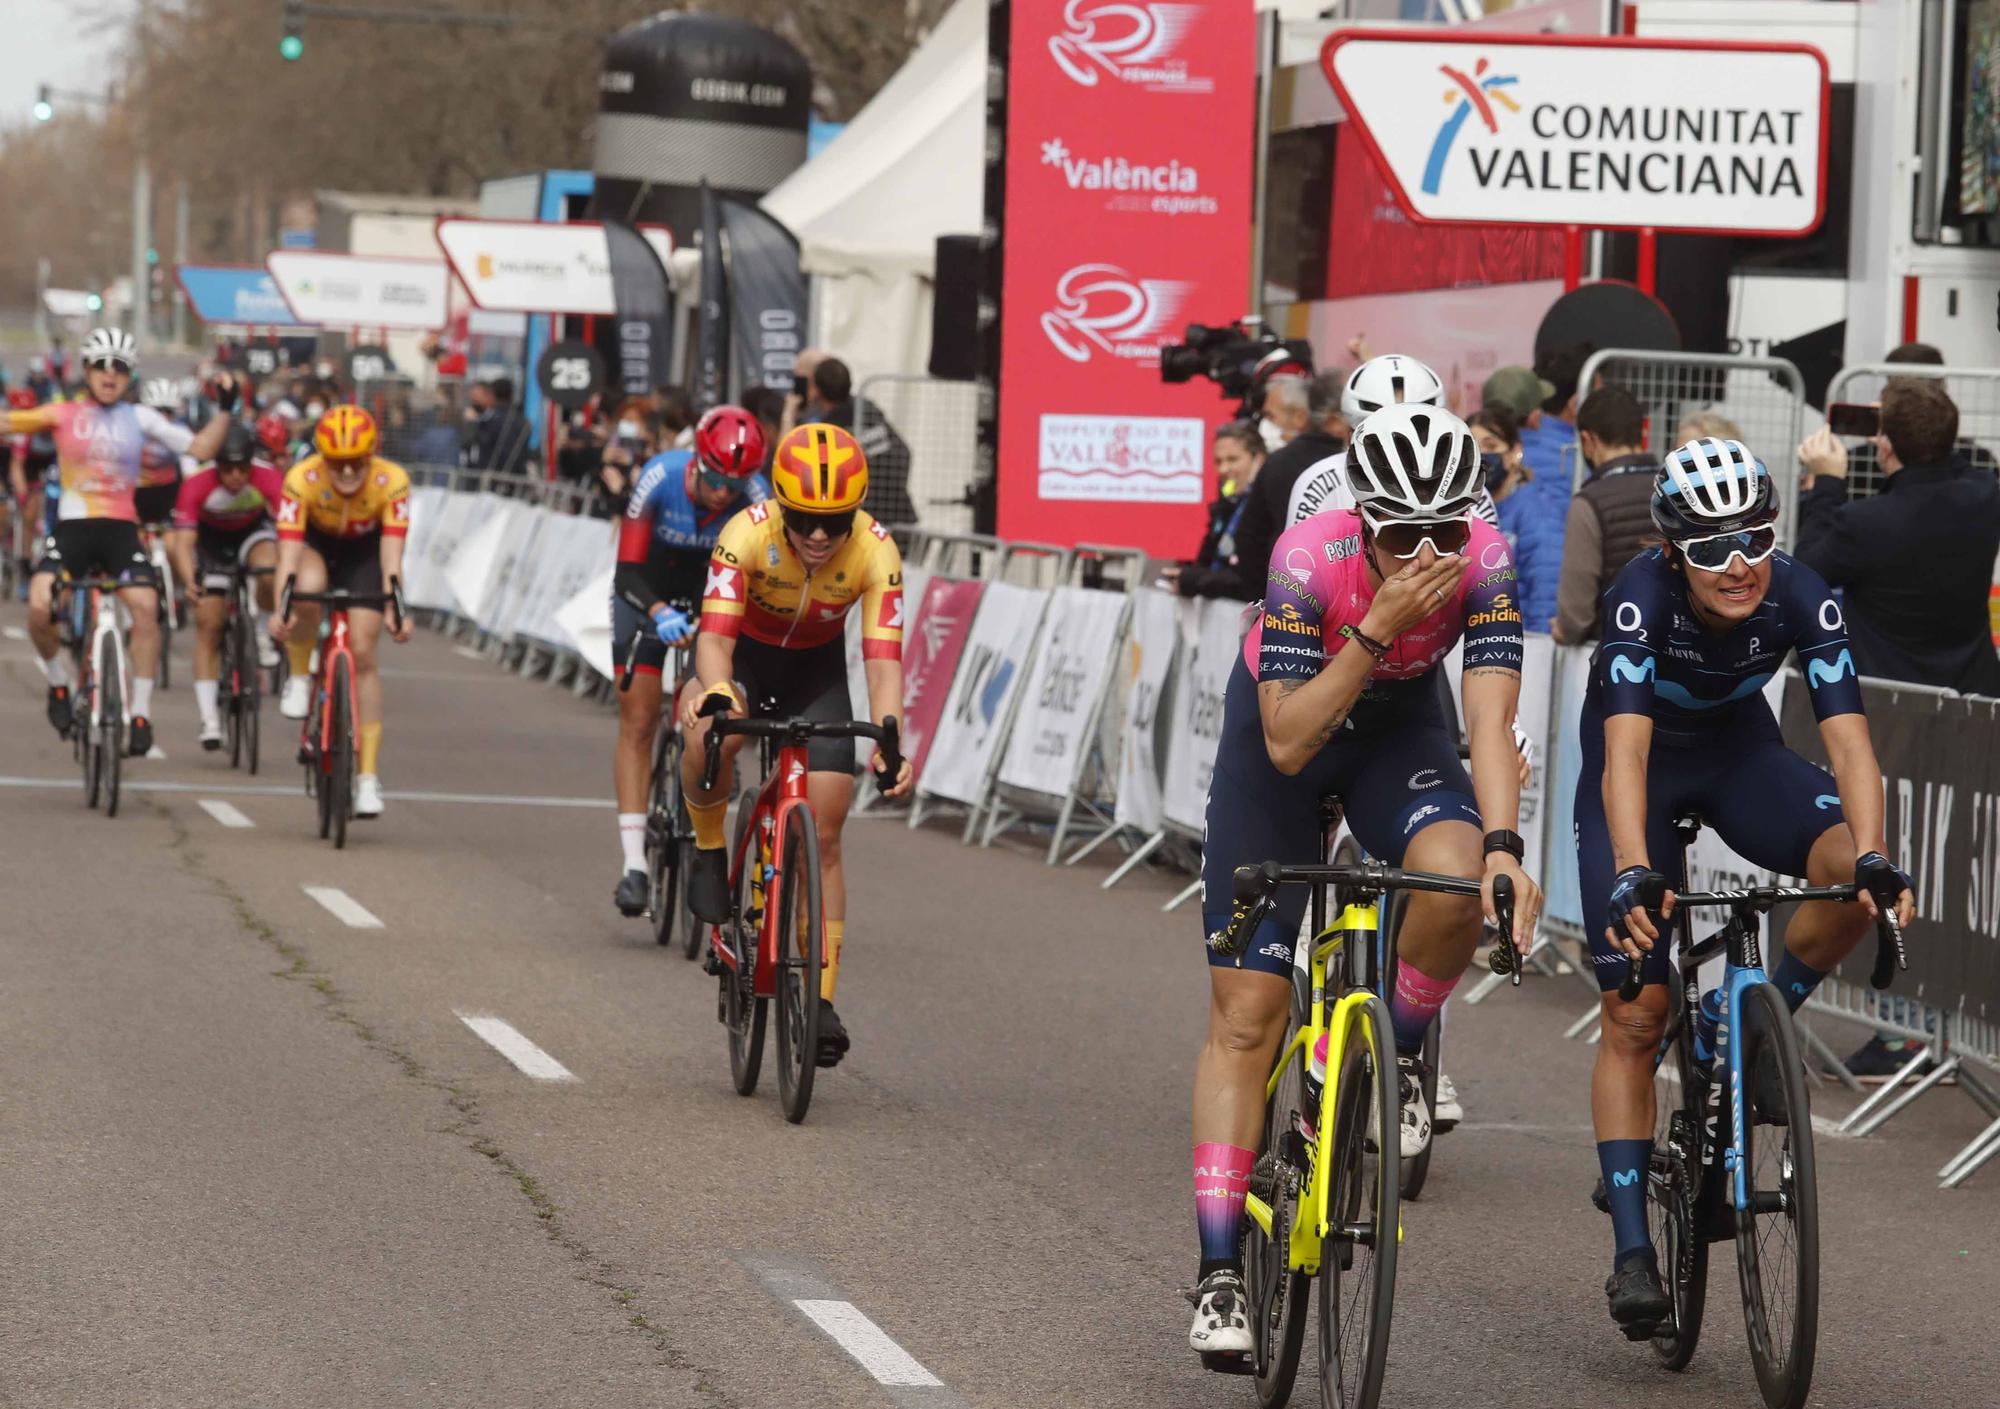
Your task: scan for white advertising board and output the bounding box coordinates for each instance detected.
[918,583,1048,807]
[435,219,676,315]
[1162,597,1249,833]
[1113,587,1181,835]
[265,251,450,329]
[997,586,1130,798]
[1322,31,1828,235]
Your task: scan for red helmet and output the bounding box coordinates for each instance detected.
[7,388,36,410]
[693,404,767,480]
[256,411,291,457]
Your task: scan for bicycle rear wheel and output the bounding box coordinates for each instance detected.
[773,805,824,1123]
[1649,980,1709,1370]
[100,642,123,818]
[1241,1030,1310,1405]
[647,729,678,948]
[724,801,767,1096]
[238,599,263,775]
[81,665,101,809]
[330,657,353,850]
[1318,993,1399,1409]
[1734,982,1819,1409]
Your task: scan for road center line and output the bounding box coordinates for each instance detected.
[793,1301,943,1388]
[0,776,611,808]
[2,626,26,640]
[302,885,383,929]
[197,799,255,828]
[454,1012,576,1081]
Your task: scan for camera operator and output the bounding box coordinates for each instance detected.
[1796,377,2000,694]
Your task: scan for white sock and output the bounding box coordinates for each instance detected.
[618,812,647,872]
[39,654,68,688]
[194,679,219,725]
[132,677,154,718]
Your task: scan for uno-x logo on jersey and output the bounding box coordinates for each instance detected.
[388,498,409,527]
[1040,264,1192,365]
[1806,649,1856,688]
[747,502,770,524]
[1422,57,1521,196]
[278,498,301,526]
[1262,601,1316,637]
[705,564,741,601]
[881,591,905,631]
[1608,653,1655,686]
[1047,1,1212,94]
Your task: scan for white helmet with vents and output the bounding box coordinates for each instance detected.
[1652,437,1776,539]
[1340,354,1444,427]
[81,326,138,372]
[141,377,179,410]
[1345,403,1482,527]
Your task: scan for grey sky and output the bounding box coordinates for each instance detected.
[0,1,132,131]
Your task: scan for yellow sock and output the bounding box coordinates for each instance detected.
[359,722,382,775]
[287,637,315,676]
[821,920,844,1002]
[689,796,728,850]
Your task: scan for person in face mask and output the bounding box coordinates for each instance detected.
[595,398,659,510]
[1469,402,1531,506]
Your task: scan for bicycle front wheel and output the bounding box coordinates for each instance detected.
[1649,980,1708,1370]
[1319,993,1398,1409]
[772,805,824,1123]
[100,642,122,818]
[1734,982,1819,1409]
[647,729,679,949]
[1242,1031,1310,1406]
[330,657,354,850]
[725,800,767,1096]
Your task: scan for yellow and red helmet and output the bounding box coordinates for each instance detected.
[770,423,869,514]
[314,405,379,462]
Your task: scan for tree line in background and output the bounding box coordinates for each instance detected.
[0,0,948,310]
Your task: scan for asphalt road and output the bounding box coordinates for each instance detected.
[0,607,1992,1408]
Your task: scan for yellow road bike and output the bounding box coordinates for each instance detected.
[1210,859,1514,1409]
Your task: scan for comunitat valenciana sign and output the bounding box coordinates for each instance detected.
[1321,30,1829,236]
[264,251,450,330]
[433,219,676,316]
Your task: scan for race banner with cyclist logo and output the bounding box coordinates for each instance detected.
[918,583,1049,807]
[997,586,1131,799]
[1113,586,1180,834]
[1162,596,1249,833]
[902,577,988,784]
[994,0,1254,555]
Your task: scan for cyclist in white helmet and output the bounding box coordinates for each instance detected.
[6,328,234,754]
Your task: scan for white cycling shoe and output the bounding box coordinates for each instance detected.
[257,636,281,670]
[279,675,311,719]
[1187,1269,1254,1358]
[198,717,224,751]
[1397,1055,1433,1159]
[1434,1072,1463,1131]
[355,774,384,818]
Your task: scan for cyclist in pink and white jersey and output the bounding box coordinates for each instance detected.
[9,327,233,753]
[1185,405,1545,1361]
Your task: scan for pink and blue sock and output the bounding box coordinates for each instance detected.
[1769,950,1828,1013]
[1194,1142,1253,1276]
[1598,1138,1654,1270]
[1389,962,1459,1056]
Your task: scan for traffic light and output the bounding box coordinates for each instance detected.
[85,293,103,312]
[32,85,52,122]
[280,0,305,61]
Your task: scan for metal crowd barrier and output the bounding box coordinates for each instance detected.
[1822,361,2000,502]
[854,374,981,537]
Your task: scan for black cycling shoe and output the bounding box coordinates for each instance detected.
[127,716,153,757]
[817,1003,850,1068]
[688,846,730,923]
[1606,1259,1671,1339]
[46,684,72,737]
[613,868,649,917]
[1591,1174,1609,1215]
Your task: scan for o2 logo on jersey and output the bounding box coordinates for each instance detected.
[1040,264,1192,365]
[1819,598,1844,632]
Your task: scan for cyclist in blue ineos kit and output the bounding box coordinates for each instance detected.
[1579,437,1915,1336]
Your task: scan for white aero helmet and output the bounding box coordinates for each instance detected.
[81,326,138,373]
[1651,437,1777,540]
[140,377,179,410]
[1340,354,1444,427]
[1345,403,1482,527]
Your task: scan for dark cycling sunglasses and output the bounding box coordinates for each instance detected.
[1371,518,1472,560]
[787,507,855,539]
[697,468,748,496]
[1679,525,1778,572]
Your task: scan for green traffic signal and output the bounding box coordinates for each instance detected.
[85,294,103,312]
[280,34,304,61]
[32,99,52,122]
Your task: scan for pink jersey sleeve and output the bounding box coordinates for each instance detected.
[251,462,286,517]
[171,467,214,530]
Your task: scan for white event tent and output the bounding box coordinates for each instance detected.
[760,0,983,383]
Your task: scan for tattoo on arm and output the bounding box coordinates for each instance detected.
[1462,667,1521,680]
[1310,705,1353,747]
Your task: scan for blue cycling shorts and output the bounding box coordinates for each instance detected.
[1575,698,1846,992]
[1201,658,1481,978]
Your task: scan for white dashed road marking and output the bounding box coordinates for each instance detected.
[302,885,383,929]
[146,746,167,760]
[197,799,255,828]
[454,1013,576,1082]
[2,626,26,640]
[793,1301,944,1388]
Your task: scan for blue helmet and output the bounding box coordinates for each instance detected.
[1651,437,1777,540]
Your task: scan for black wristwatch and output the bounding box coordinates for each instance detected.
[1483,829,1525,861]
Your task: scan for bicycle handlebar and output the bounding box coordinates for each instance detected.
[1209,860,1512,973]
[697,691,903,794]
[280,576,406,634]
[1615,881,1906,1002]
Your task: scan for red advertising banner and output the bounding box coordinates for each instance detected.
[901,577,987,782]
[996,0,1255,558]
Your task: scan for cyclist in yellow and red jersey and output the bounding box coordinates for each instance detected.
[680,422,914,1067]
[268,405,414,819]
[9,327,233,754]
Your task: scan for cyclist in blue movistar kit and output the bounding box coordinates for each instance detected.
[1578,437,1916,1337]
[607,404,770,917]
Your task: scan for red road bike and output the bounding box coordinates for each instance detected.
[281,581,403,851]
[699,698,900,1123]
